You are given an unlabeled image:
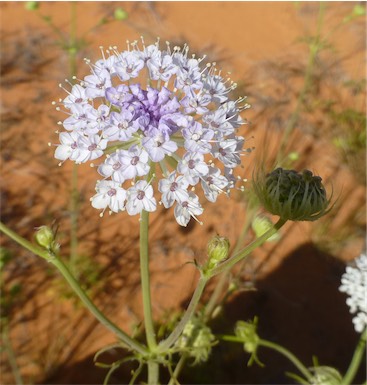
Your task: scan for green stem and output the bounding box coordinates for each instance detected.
[203,210,255,322]
[209,218,287,277]
[342,328,367,385]
[147,361,159,385]
[158,276,208,352]
[69,163,79,276]
[139,210,157,351]
[168,353,188,385]
[1,324,24,385]
[159,218,286,353]
[258,339,313,381]
[0,222,147,356]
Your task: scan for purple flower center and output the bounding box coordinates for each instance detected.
[170,182,178,192]
[88,144,97,151]
[108,188,116,196]
[219,148,226,156]
[188,159,196,169]
[182,201,189,208]
[71,142,78,149]
[137,190,145,200]
[131,156,139,166]
[113,162,121,170]
[207,176,213,185]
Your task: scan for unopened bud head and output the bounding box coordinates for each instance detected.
[35,226,60,255]
[253,168,331,221]
[206,236,230,270]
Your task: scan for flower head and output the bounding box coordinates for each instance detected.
[339,251,367,333]
[253,168,331,221]
[54,39,251,225]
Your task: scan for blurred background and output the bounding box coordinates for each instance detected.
[0,2,366,384]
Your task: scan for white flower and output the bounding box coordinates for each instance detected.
[126,180,157,215]
[91,180,126,214]
[339,251,367,333]
[174,192,203,227]
[158,171,189,208]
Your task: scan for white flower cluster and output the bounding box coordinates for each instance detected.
[339,250,367,333]
[52,38,251,226]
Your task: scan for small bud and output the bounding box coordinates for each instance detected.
[308,366,343,385]
[253,168,332,221]
[114,8,128,21]
[25,1,39,11]
[206,236,230,270]
[251,215,280,242]
[35,226,60,256]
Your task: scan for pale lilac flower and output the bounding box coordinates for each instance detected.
[339,251,367,333]
[54,38,251,225]
[91,180,126,214]
[63,84,88,108]
[174,192,204,227]
[158,172,190,208]
[54,131,83,162]
[118,145,150,180]
[126,180,157,215]
[75,134,108,163]
[114,51,144,81]
[177,152,209,185]
[201,167,229,202]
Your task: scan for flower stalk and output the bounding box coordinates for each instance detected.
[0,221,148,356]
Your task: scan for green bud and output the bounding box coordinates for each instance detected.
[253,168,332,221]
[206,236,230,270]
[25,1,39,11]
[309,366,343,385]
[35,226,59,255]
[251,215,280,242]
[114,8,128,21]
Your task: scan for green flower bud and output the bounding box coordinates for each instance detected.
[35,226,59,255]
[309,366,343,385]
[206,236,230,270]
[253,168,332,221]
[175,317,216,364]
[114,8,128,21]
[25,1,39,11]
[251,215,280,242]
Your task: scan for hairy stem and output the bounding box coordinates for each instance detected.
[0,222,147,356]
[158,276,208,352]
[140,210,157,350]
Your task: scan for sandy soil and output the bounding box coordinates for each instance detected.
[0,2,366,384]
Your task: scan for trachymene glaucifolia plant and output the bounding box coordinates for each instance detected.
[1,30,365,385]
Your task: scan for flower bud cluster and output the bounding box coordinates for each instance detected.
[175,317,216,364]
[253,168,330,221]
[53,38,251,226]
